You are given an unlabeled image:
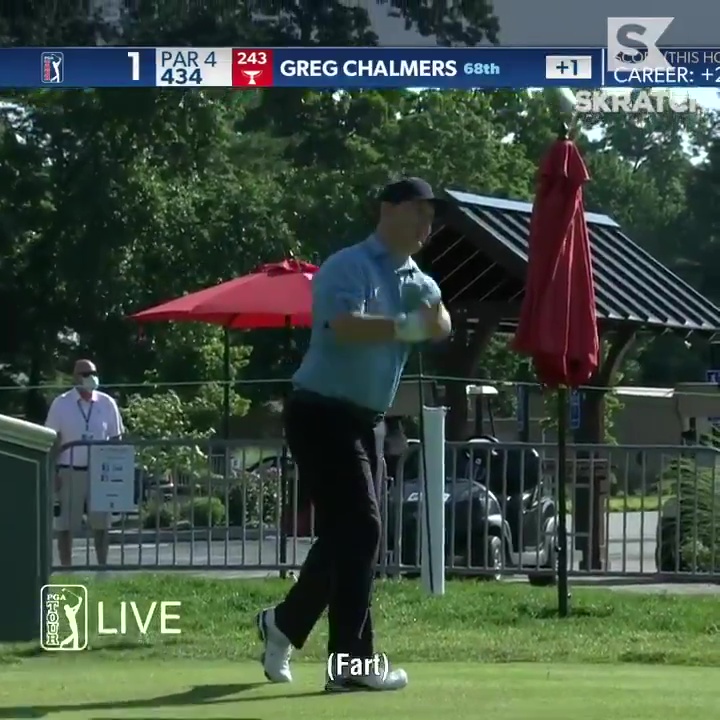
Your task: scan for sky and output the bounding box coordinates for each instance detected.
[687,88,720,109]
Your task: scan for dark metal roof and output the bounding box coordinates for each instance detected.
[420,190,720,334]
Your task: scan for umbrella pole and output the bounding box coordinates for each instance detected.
[222,328,230,440]
[556,387,570,617]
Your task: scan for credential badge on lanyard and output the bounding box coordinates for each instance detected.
[78,399,94,441]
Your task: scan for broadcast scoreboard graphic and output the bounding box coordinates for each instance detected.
[0,44,718,88]
[155,48,275,87]
[544,55,593,81]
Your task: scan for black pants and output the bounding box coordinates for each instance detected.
[274,392,385,659]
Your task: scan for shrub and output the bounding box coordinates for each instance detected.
[122,391,213,477]
[140,470,285,528]
[178,496,226,527]
[190,473,228,496]
[167,472,227,499]
[220,469,282,527]
[141,501,177,529]
[659,458,720,572]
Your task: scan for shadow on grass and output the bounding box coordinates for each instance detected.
[1,639,176,663]
[0,646,45,661]
[0,683,297,719]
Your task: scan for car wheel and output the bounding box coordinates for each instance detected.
[528,549,557,586]
[472,534,503,581]
[529,527,557,587]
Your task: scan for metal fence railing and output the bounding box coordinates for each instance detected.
[52,438,720,581]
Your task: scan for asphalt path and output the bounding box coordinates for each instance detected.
[58,511,660,574]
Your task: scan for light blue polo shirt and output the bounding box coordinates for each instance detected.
[293,235,442,413]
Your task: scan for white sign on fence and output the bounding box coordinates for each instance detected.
[89,444,137,513]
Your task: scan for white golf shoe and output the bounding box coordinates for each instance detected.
[256,607,293,683]
[325,664,409,692]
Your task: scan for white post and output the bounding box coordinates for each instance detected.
[420,405,446,595]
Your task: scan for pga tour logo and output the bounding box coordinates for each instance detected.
[327,652,389,683]
[40,584,181,651]
[41,51,64,83]
[41,584,88,651]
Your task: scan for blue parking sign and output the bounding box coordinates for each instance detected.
[569,389,581,430]
[705,370,720,425]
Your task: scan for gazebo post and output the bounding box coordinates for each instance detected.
[573,327,636,570]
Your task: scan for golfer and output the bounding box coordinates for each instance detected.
[257,177,452,692]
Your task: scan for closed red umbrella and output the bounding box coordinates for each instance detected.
[513,138,599,383]
[130,259,318,329]
[512,127,599,616]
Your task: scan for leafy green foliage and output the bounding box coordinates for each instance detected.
[139,469,281,528]
[222,470,282,527]
[539,389,624,445]
[0,1,499,49]
[181,496,226,527]
[141,499,177,529]
[659,458,720,572]
[122,391,211,476]
[377,0,499,45]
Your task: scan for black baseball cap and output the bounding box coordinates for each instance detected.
[379,177,447,211]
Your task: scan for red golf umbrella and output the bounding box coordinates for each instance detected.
[130,258,317,439]
[130,259,318,329]
[512,138,599,385]
[511,128,599,617]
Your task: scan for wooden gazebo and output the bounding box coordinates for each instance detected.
[417,190,720,570]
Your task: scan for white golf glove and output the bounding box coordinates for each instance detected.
[394,311,430,342]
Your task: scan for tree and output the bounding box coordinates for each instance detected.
[0,1,499,47]
[378,0,499,45]
[580,99,718,385]
[258,89,537,435]
[679,119,720,303]
[0,87,293,420]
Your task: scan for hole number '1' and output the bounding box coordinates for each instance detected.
[128,51,140,81]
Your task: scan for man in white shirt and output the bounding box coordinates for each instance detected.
[45,358,124,567]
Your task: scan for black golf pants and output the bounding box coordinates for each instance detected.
[273,391,385,659]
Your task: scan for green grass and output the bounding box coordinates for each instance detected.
[0,662,718,720]
[1,576,718,718]
[6,575,719,666]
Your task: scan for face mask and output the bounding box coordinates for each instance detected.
[79,375,99,391]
